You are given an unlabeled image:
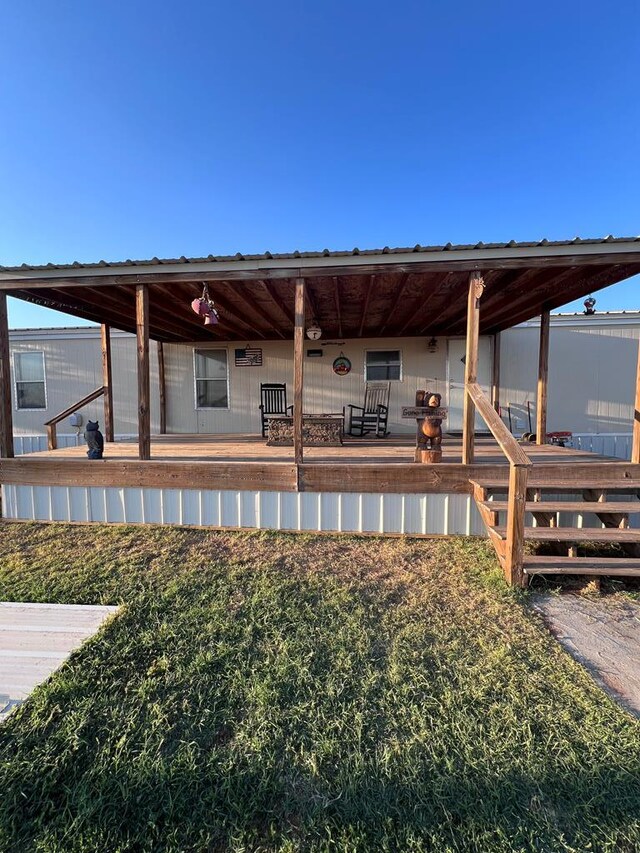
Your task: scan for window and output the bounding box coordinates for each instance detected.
[14,351,46,410]
[365,350,402,381]
[194,349,229,408]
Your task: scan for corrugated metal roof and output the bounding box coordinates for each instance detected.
[2,235,639,273]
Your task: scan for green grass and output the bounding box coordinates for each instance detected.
[1,523,640,852]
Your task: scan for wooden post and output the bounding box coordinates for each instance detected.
[0,293,14,458]
[633,338,640,463]
[536,310,550,445]
[462,271,484,465]
[491,332,501,414]
[504,463,529,588]
[101,324,114,442]
[157,341,167,435]
[136,285,151,460]
[293,277,305,465]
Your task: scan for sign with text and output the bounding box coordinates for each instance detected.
[402,406,448,419]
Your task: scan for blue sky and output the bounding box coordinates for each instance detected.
[1,0,639,327]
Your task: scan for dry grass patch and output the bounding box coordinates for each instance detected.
[0,524,639,852]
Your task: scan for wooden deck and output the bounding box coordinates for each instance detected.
[23,433,617,466]
[0,602,118,721]
[3,432,637,498]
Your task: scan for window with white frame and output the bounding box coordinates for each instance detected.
[364,349,402,381]
[194,349,229,408]
[14,351,47,410]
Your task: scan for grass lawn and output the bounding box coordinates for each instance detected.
[1,524,640,852]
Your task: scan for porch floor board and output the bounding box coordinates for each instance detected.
[23,434,614,466]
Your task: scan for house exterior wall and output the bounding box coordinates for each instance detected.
[8,329,161,436]
[7,312,640,439]
[500,313,640,435]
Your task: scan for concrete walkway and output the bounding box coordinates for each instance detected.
[0,601,118,722]
[531,593,640,717]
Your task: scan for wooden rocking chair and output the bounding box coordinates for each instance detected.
[259,383,293,437]
[346,382,390,437]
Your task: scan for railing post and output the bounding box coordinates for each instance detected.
[47,423,57,452]
[462,271,484,464]
[293,277,305,466]
[504,463,530,588]
[536,310,550,444]
[0,292,14,458]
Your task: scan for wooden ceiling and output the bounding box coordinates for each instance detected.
[4,259,640,342]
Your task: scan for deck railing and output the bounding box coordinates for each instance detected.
[44,386,106,451]
[466,382,532,586]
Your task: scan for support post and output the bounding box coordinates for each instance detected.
[101,324,114,442]
[633,338,640,464]
[0,292,14,458]
[491,332,501,414]
[157,341,167,435]
[504,463,529,588]
[293,276,305,466]
[536,309,550,445]
[136,285,150,460]
[462,271,484,464]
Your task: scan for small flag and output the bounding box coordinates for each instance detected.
[235,347,263,367]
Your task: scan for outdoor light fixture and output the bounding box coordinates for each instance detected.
[583,296,596,316]
[427,337,438,353]
[191,283,219,326]
[306,324,322,340]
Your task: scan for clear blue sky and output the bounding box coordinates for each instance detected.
[1,0,639,327]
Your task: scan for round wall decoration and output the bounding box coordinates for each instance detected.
[332,355,352,376]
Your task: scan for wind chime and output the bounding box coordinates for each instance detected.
[191,283,220,325]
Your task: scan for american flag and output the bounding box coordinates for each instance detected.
[234,347,263,367]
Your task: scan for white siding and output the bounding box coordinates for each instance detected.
[1,484,485,535]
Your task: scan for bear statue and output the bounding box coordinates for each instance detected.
[416,391,443,452]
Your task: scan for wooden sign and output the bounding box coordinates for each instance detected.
[402,406,448,419]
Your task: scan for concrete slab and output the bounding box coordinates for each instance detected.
[0,601,118,722]
[531,593,640,717]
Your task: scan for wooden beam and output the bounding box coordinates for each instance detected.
[136,284,151,460]
[0,293,14,458]
[378,273,410,334]
[304,281,321,328]
[157,341,167,435]
[333,277,343,337]
[293,277,305,466]
[633,338,640,464]
[358,275,375,337]
[536,310,550,445]
[503,463,529,588]
[222,281,286,339]
[259,280,294,326]
[101,324,114,442]
[462,272,484,464]
[491,332,501,413]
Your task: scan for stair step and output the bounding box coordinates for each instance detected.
[479,500,640,514]
[472,479,640,492]
[524,556,640,576]
[492,526,640,543]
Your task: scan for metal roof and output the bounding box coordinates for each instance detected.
[2,235,639,273]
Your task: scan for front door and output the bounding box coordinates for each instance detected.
[447,337,493,432]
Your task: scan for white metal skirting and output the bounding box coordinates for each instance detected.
[1,484,486,536]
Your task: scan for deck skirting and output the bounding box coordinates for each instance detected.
[1,484,485,536]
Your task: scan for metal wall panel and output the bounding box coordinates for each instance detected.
[2,485,487,535]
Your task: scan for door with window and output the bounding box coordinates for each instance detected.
[447,337,492,432]
[193,349,229,433]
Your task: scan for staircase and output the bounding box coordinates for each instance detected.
[472,479,640,583]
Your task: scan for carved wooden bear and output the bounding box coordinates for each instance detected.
[416,391,443,451]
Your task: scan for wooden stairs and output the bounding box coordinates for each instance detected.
[472,479,640,583]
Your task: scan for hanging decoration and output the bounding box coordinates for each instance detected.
[235,347,263,367]
[332,353,352,376]
[191,283,219,325]
[583,295,596,315]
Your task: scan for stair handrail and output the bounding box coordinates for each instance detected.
[44,386,106,451]
[466,382,532,587]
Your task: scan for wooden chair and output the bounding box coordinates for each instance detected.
[259,383,293,437]
[346,382,390,437]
